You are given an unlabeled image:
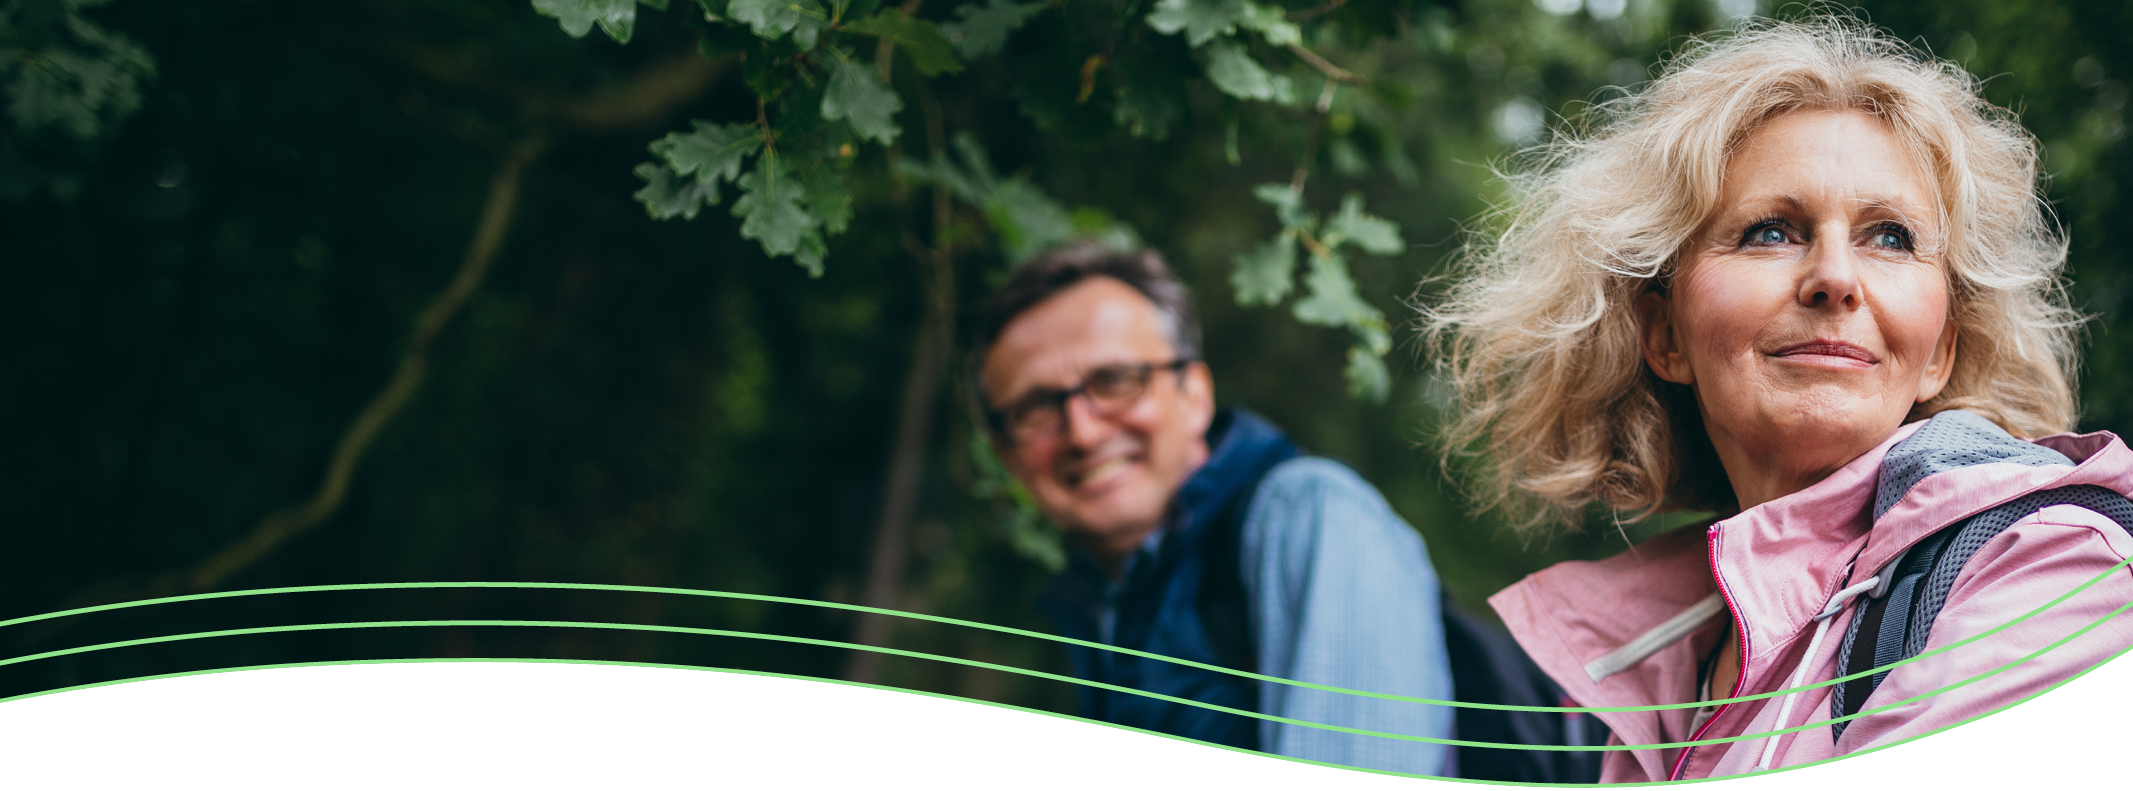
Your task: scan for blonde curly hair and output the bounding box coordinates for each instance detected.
[1422,16,2081,532]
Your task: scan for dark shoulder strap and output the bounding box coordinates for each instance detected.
[1831,484,2133,739]
[1195,493,1256,673]
[1441,598,1608,783]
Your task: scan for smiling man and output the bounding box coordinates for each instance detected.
[971,243,1454,774]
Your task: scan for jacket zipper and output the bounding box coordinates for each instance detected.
[1670,523,1751,781]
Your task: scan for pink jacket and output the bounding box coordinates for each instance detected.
[1490,413,2133,781]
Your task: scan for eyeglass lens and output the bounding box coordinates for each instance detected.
[1006,363,1160,437]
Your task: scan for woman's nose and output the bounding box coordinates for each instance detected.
[1797,238,1863,310]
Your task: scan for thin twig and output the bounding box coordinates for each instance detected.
[876,0,928,82]
[385,42,729,134]
[1290,88,1336,192]
[1287,43,1364,84]
[1286,0,1346,22]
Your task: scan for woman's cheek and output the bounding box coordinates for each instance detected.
[1880,270,1952,366]
[1680,261,1777,365]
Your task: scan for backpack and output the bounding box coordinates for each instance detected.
[1829,413,2133,740]
[1442,599,1610,782]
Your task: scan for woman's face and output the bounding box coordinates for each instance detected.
[1640,109,1959,509]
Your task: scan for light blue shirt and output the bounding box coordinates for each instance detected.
[1241,457,1455,774]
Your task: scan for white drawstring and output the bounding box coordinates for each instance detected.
[1751,577,1881,771]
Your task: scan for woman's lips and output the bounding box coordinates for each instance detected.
[1772,340,1879,368]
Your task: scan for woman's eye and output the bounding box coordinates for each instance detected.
[1869,226,1912,250]
[1744,224,1789,246]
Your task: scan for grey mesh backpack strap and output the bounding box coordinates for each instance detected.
[1829,484,2133,740]
[1826,409,2130,741]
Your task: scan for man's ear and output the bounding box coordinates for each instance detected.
[1916,316,1960,403]
[1637,290,1695,385]
[1182,361,1216,434]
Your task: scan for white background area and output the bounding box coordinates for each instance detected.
[0,657,2121,788]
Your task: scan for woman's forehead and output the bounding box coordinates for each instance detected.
[1721,110,1937,214]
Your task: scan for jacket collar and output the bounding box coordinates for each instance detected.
[1707,420,1924,670]
[1167,407,1298,547]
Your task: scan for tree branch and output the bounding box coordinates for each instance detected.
[1286,0,1346,22]
[205,134,549,599]
[386,42,732,133]
[1287,43,1364,85]
[26,133,548,639]
[875,0,928,83]
[1291,82,1339,192]
[182,134,547,593]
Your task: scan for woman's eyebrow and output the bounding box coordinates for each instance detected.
[1718,193,1807,216]
[1851,190,1936,211]
[1848,196,1934,225]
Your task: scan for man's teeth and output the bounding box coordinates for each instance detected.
[1079,458,1130,485]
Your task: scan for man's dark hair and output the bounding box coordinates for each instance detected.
[968,242,1202,409]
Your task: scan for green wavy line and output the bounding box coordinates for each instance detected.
[2,557,2126,714]
[3,648,2130,787]
[4,594,2129,753]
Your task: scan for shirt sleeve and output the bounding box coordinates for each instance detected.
[1240,457,1455,775]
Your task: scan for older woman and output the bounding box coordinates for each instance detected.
[1427,18,2133,781]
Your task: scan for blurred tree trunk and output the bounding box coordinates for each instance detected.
[846,54,956,683]
[845,214,955,685]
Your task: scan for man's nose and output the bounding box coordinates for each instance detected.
[1798,232,1864,310]
[1061,391,1114,449]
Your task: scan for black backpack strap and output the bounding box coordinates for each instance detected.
[1442,598,1609,783]
[1831,484,2133,740]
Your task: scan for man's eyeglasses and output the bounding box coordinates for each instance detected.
[988,360,1193,443]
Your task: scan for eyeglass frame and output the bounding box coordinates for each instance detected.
[983,359,1196,443]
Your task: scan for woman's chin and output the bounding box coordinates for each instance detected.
[1738,403,1909,458]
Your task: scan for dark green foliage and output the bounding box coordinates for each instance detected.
[940,0,1046,59]
[841,9,960,77]
[733,155,822,271]
[656,120,759,184]
[820,54,902,143]
[532,0,650,42]
[0,0,155,141]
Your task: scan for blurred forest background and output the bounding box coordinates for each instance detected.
[2,0,2127,716]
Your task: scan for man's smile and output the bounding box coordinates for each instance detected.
[1065,454,1141,490]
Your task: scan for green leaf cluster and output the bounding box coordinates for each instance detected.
[0,0,156,141]
[533,0,962,274]
[898,134,1137,265]
[524,0,1650,406]
[532,0,671,43]
[1144,0,1305,105]
[939,0,1046,59]
[1233,187,1402,401]
[631,120,848,276]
